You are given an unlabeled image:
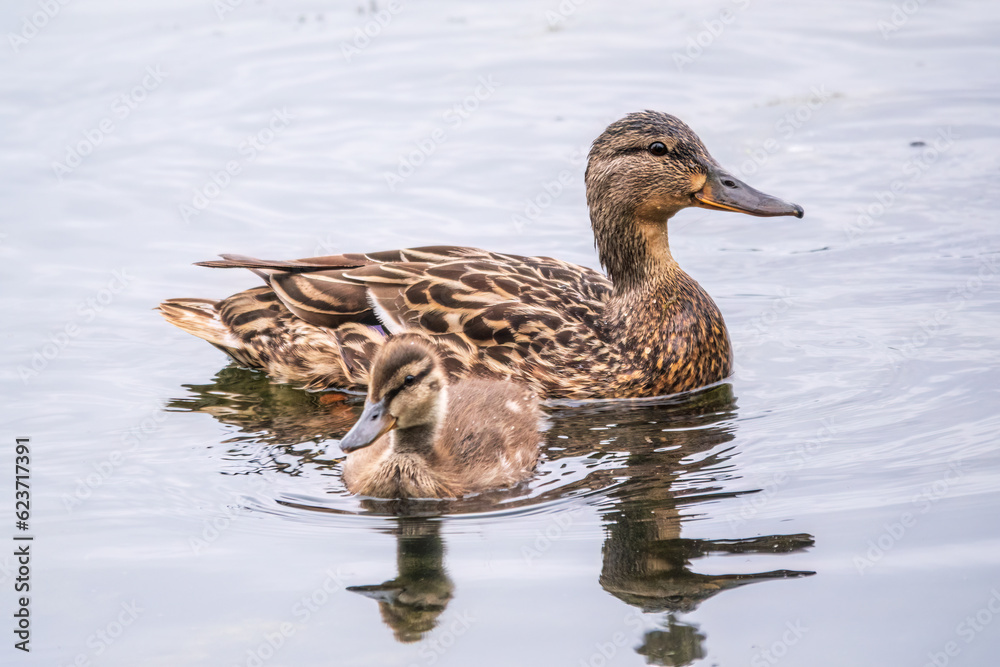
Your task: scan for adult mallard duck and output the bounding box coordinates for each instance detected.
[159,111,803,399]
[336,335,541,499]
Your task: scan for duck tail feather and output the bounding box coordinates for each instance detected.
[157,298,235,349]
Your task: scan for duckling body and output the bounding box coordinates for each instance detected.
[160,111,803,399]
[338,336,541,499]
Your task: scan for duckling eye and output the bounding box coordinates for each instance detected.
[403,375,416,386]
[648,142,668,157]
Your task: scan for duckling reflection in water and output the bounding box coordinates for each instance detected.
[335,335,543,499]
[347,517,453,643]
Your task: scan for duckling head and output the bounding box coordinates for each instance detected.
[585,111,803,287]
[339,337,448,454]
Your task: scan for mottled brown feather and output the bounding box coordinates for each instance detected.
[160,111,803,398]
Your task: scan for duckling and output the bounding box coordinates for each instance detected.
[336,335,542,499]
[160,110,803,399]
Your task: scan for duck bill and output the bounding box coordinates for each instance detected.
[346,584,403,604]
[339,397,396,453]
[693,167,804,218]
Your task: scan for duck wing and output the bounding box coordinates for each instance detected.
[195,245,476,271]
[199,246,613,348]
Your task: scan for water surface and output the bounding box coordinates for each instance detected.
[2,1,999,665]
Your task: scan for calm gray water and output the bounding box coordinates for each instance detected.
[3,1,999,665]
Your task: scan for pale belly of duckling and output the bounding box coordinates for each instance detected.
[343,449,462,499]
[342,444,539,499]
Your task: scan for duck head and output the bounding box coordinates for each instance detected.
[339,337,447,454]
[586,111,803,288]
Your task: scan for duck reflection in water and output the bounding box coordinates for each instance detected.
[549,384,814,665]
[166,366,359,447]
[170,372,814,660]
[347,516,453,643]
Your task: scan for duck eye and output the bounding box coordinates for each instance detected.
[403,375,415,386]
[648,142,668,156]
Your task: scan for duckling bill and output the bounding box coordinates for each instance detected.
[160,110,804,399]
[336,336,542,499]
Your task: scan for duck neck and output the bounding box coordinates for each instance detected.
[593,203,680,297]
[595,203,717,347]
[390,424,436,455]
